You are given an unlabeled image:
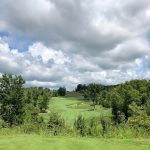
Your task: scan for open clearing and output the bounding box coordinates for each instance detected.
[0,135,149,150]
[42,96,111,125]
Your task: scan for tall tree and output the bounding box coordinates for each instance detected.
[38,93,49,113]
[58,87,66,96]
[111,92,124,124]
[85,84,103,110]
[75,84,87,93]
[0,74,25,127]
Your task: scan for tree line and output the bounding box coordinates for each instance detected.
[0,73,66,128]
[76,80,150,131]
[0,73,150,138]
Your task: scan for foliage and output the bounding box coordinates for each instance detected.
[38,94,49,113]
[84,84,104,110]
[74,115,87,136]
[52,90,58,97]
[111,92,125,124]
[100,116,111,137]
[24,87,51,113]
[0,118,7,128]
[58,87,66,96]
[75,84,87,93]
[24,104,39,124]
[0,74,25,127]
[128,103,150,132]
[47,112,65,135]
[87,117,100,136]
[0,73,150,139]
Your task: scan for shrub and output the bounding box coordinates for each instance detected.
[100,116,111,137]
[24,104,39,124]
[0,118,7,128]
[74,115,87,137]
[128,103,150,131]
[47,112,65,135]
[87,117,100,136]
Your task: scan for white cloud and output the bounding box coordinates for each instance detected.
[29,42,70,64]
[0,1,150,89]
[0,36,150,89]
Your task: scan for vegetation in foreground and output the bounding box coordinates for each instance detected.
[0,135,150,150]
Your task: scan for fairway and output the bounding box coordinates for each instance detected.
[42,97,111,125]
[0,135,149,150]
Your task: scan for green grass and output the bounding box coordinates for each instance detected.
[42,97,111,126]
[0,97,149,150]
[0,135,149,150]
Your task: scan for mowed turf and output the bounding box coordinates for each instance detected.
[0,135,149,150]
[43,96,111,125]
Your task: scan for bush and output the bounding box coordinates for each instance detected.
[74,115,87,137]
[24,104,40,124]
[100,116,111,137]
[87,117,100,136]
[47,112,65,135]
[0,118,7,128]
[128,103,150,132]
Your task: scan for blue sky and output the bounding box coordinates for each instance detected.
[0,32,32,51]
[0,0,150,90]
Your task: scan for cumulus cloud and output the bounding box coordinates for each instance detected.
[0,0,150,89]
[0,38,69,87]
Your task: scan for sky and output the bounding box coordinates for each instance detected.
[0,0,150,90]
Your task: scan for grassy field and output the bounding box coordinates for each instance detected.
[0,135,149,150]
[42,96,111,125]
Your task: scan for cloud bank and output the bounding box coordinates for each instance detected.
[0,0,150,89]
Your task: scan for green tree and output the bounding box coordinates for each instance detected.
[58,87,66,96]
[24,104,39,124]
[129,103,150,131]
[146,99,150,116]
[52,90,58,97]
[0,74,25,127]
[47,112,65,135]
[85,84,103,110]
[38,93,49,113]
[140,93,148,105]
[111,92,124,124]
[75,84,87,93]
[25,91,33,104]
[32,88,39,107]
